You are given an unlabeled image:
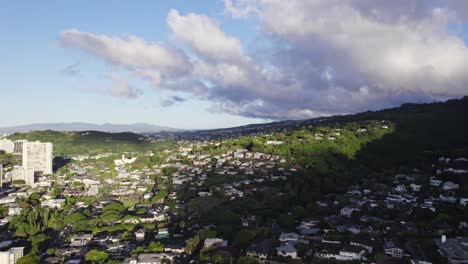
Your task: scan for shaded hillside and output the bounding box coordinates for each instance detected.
[328,96,468,168]
[6,130,170,156]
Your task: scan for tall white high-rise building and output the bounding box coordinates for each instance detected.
[0,247,24,264]
[22,141,53,175]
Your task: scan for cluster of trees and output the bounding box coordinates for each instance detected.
[63,201,137,233]
[0,151,19,168]
[131,241,164,256]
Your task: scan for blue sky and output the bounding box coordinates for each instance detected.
[0,1,264,129]
[1,1,468,129]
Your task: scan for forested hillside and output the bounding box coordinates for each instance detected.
[330,96,468,169]
[6,130,173,155]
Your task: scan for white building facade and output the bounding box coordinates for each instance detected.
[22,141,53,175]
[0,247,24,264]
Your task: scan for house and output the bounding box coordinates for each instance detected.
[460,198,468,206]
[299,219,320,229]
[420,203,436,212]
[0,247,24,264]
[410,184,421,192]
[253,153,264,159]
[8,207,21,216]
[439,194,457,204]
[316,201,328,207]
[233,153,244,159]
[108,233,122,243]
[347,189,362,196]
[70,234,93,247]
[136,252,178,264]
[0,196,16,205]
[276,243,298,259]
[246,239,273,262]
[341,206,359,217]
[240,217,249,227]
[204,238,228,248]
[315,244,365,261]
[155,228,169,240]
[143,192,153,200]
[279,232,300,242]
[65,259,82,264]
[434,236,468,264]
[135,229,145,241]
[266,141,284,145]
[442,181,459,191]
[41,199,65,210]
[395,185,407,192]
[350,240,374,254]
[139,213,166,223]
[383,238,404,258]
[114,155,137,166]
[430,178,442,187]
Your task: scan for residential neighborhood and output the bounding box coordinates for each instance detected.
[0,118,467,264]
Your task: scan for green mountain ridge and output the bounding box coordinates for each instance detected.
[6,130,156,155]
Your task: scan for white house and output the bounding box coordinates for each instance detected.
[0,196,16,205]
[395,185,407,193]
[276,243,298,259]
[279,233,300,242]
[266,141,284,146]
[442,181,459,191]
[460,198,468,206]
[341,206,359,217]
[70,234,93,247]
[41,199,66,210]
[315,244,365,261]
[8,207,21,216]
[114,155,137,166]
[135,229,145,241]
[430,178,442,187]
[384,239,404,258]
[410,184,421,192]
[204,238,227,248]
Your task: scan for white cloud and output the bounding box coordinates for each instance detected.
[62,2,468,120]
[60,29,191,74]
[220,0,468,117]
[167,9,244,63]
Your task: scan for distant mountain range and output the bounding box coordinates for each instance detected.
[0,122,179,134]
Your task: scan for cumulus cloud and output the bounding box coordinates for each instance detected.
[220,0,468,116]
[167,9,244,62]
[60,29,190,73]
[62,2,468,120]
[60,29,203,95]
